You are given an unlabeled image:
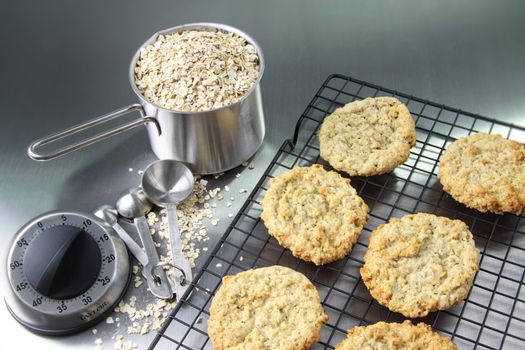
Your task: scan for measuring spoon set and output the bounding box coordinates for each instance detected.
[109,159,194,299]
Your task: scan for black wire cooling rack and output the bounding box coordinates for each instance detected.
[149,74,525,350]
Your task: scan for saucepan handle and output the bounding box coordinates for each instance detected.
[27,104,161,161]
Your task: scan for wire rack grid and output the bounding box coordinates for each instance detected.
[149,74,525,350]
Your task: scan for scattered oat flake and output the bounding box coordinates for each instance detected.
[128,168,133,172]
[240,256,244,261]
[138,170,144,175]
[216,263,223,268]
[141,322,150,335]
[106,316,114,324]
[94,338,103,346]
[225,202,232,208]
[228,213,234,218]
[239,189,248,193]
[91,329,98,335]
[224,185,230,192]
[235,173,241,178]
[114,339,123,349]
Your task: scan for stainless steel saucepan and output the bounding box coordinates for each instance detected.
[28,23,265,174]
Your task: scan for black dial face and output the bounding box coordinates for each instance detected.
[23,225,102,299]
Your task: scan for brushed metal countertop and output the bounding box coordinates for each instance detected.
[1,1,524,349]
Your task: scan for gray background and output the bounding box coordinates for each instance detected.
[0,0,524,349]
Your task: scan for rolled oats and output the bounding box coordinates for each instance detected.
[135,29,260,112]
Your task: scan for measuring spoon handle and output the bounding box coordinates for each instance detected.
[111,223,148,266]
[134,216,172,299]
[167,204,193,296]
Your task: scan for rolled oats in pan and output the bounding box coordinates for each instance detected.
[134,29,260,112]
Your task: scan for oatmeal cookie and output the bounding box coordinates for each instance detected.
[335,320,457,350]
[260,164,369,265]
[361,213,479,318]
[208,266,328,350]
[319,97,416,176]
[438,133,525,214]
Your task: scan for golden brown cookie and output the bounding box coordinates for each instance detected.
[361,213,479,318]
[438,133,525,214]
[335,321,457,350]
[318,97,416,176]
[208,265,328,350]
[260,164,369,265]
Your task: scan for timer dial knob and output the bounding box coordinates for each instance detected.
[24,225,102,299]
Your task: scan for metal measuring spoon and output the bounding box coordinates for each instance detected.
[94,206,184,294]
[142,160,194,298]
[95,205,148,266]
[116,188,172,299]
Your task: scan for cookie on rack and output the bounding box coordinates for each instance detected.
[334,320,457,350]
[208,265,328,350]
[260,164,369,265]
[438,133,525,215]
[360,213,479,318]
[318,96,416,176]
